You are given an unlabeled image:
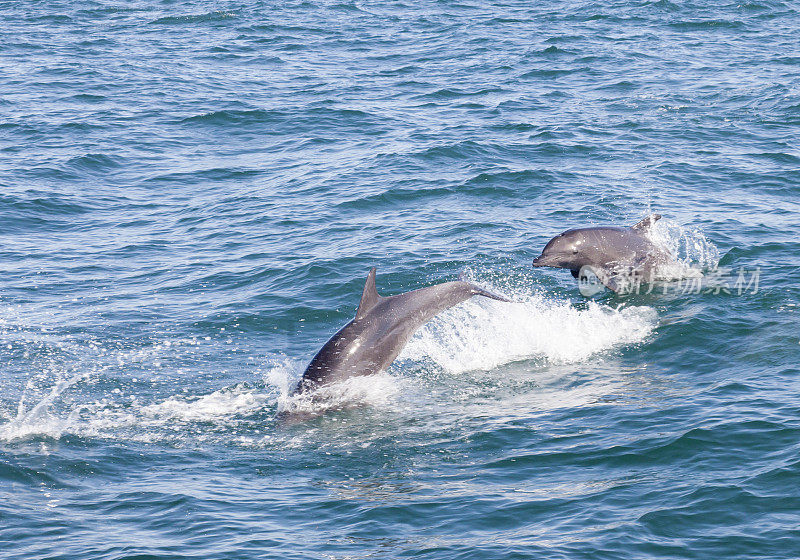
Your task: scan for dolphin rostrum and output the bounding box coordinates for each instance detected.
[295,268,510,394]
[532,214,672,293]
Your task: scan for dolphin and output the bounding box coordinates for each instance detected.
[294,268,510,394]
[532,214,671,293]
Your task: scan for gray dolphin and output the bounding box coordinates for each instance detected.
[295,268,510,394]
[532,214,671,293]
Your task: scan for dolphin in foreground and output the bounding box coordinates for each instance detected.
[294,268,510,394]
[532,214,672,293]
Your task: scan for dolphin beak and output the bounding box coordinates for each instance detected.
[532,255,550,267]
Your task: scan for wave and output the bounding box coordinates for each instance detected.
[0,281,658,441]
[66,153,124,173]
[149,11,236,25]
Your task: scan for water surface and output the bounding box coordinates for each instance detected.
[2,1,800,558]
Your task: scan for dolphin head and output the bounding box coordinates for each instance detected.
[532,229,590,271]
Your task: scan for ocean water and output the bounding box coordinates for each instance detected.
[2,0,800,558]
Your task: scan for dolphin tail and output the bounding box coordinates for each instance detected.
[457,272,512,302]
[470,285,512,302]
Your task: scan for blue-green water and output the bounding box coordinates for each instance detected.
[2,1,800,558]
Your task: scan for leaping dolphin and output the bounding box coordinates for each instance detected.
[532,214,672,293]
[295,268,510,394]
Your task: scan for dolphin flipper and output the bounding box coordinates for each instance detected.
[578,265,621,293]
[593,261,649,294]
[602,274,622,293]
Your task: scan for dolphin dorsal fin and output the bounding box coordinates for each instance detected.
[632,213,661,232]
[356,267,381,320]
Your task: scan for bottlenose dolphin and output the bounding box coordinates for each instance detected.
[532,214,671,293]
[295,268,510,394]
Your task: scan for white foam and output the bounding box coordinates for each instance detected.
[400,293,658,374]
[0,381,270,443]
[0,351,400,442]
[139,384,268,422]
[260,352,402,417]
[274,372,400,417]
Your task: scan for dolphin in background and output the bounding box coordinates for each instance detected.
[295,268,510,394]
[532,214,672,293]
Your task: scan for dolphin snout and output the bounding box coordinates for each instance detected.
[532,254,555,267]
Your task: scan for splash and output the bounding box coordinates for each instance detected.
[275,373,400,416]
[400,292,658,374]
[0,380,269,443]
[0,351,398,442]
[0,283,658,441]
[269,360,400,417]
[0,372,89,441]
[647,216,721,279]
[139,384,268,423]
